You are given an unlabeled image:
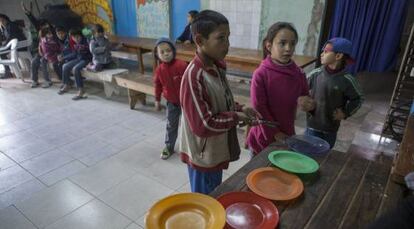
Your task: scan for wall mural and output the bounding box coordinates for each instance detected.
[66,0,113,33]
[260,0,325,56]
[136,0,170,38]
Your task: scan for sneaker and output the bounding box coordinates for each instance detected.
[41,81,53,88]
[160,147,173,160]
[31,82,40,88]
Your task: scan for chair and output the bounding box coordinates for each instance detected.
[16,28,33,71]
[0,39,23,79]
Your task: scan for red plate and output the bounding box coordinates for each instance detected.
[217,191,279,229]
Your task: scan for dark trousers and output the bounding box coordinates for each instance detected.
[165,102,181,152]
[62,59,88,89]
[31,54,62,82]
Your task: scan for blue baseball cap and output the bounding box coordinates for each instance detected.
[324,37,355,64]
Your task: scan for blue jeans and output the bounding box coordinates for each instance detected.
[62,59,88,88]
[187,165,223,194]
[305,128,337,149]
[165,102,181,152]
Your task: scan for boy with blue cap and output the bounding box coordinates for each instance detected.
[304,37,364,148]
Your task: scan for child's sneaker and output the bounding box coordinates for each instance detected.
[31,82,40,88]
[160,147,173,160]
[42,81,53,88]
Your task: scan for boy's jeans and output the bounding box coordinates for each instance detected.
[165,102,181,152]
[305,128,337,149]
[187,165,223,194]
[62,59,88,88]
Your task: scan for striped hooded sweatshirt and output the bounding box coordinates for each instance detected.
[306,66,364,132]
[179,54,242,171]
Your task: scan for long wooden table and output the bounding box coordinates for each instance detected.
[209,143,406,229]
[109,35,316,74]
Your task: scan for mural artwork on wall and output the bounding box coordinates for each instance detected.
[136,0,170,38]
[66,0,113,33]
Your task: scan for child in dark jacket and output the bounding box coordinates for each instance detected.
[306,38,364,148]
[153,38,188,160]
[31,27,61,88]
[86,24,112,72]
[58,29,91,100]
[176,10,198,44]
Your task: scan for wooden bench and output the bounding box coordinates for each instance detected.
[115,73,250,110]
[81,68,129,98]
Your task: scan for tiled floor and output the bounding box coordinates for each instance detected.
[0,71,399,228]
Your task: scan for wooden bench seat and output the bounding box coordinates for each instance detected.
[115,73,250,110]
[81,68,129,98]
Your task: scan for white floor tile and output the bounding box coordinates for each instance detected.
[20,149,74,177]
[39,160,87,186]
[0,165,34,194]
[15,180,94,228]
[0,205,37,229]
[45,199,131,229]
[0,179,46,210]
[99,173,173,221]
[69,158,137,196]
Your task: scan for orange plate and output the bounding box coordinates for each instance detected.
[246,167,304,201]
[145,193,226,229]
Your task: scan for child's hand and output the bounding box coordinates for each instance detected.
[298,96,316,112]
[154,101,161,111]
[242,106,262,119]
[333,108,346,120]
[57,55,63,62]
[274,132,288,143]
[236,112,250,126]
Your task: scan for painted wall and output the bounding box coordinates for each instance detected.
[171,0,200,40]
[260,0,324,56]
[66,0,114,33]
[112,0,138,37]
[136,0,170,39]
[201,0,262,49]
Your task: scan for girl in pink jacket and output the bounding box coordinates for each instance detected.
[247,22,315,155]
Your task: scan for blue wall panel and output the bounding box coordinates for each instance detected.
[171,0,200,40]
[112,0,138,37]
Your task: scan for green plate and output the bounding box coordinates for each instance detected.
[268,150,319,174]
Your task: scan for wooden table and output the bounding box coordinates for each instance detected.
[209,143,405,229]
[109,35,316,75]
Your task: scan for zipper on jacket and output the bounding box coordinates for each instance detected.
[200,138,207,158]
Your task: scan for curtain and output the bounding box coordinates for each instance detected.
[329,0,408,73]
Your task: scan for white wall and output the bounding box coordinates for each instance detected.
[0,0,64,26]
[202,0,262,49]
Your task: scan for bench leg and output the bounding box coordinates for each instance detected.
[137,48,145,74]
[103,82,119,98]
[128,89,146,109]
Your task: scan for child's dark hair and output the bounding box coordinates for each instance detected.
[191,10,228,39]
[262,22,298,59]
[188,10,199,18]
[0,14,11,22]
[93,24,104,33]
[40,27,53,38]
[55,26,66,33]
[69,28,82,37]
[153,38,176,62]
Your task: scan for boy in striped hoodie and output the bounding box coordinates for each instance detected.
[179,10,259,194]
[305,37,364,148]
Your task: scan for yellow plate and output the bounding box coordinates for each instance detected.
[145,193,226,229]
